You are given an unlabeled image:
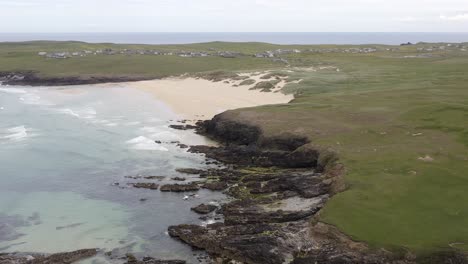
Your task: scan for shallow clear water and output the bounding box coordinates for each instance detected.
[0,84,223,262]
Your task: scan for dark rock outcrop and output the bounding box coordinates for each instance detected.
[171,177,186,181]
[169,125,198,130]
[131,183,159,190]
[188,144,318,168]
[0,71,154,86]
[196,117,261,145]
[202,181,228,191]
[191,204,218,214]
[0,249,98,264]
[169,222,310,264]
[176,168,205,175]
[124,254,186,264]
[160,183,200,192]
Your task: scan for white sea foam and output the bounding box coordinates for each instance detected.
[20,93,50,105]
[201,219,216,227]
[0,87,27,94]
[25,94,41,104]
[124,121,141,126]
[105,123,118,127]
[150,131,181,142]
[92,119,110,124]
[1,88,54,106]
[126,136,169,151]
[76,107,97,119]
[58,108,80,118]
[139,126,160,133]
[1,126,36,142]
[146,117,162,123]
[57,107,97,119]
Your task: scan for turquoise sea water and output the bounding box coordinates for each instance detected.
[0,84,223,263]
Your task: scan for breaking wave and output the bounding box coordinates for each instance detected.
[126,136,169,151]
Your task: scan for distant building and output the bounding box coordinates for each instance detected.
[46,52,70,59]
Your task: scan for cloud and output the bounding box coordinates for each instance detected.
[394,16,423,22]
[440,12,468,21]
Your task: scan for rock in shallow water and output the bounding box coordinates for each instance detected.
[176,168,205,175]
[0,249,98,264]
[191,204,218,214]
[160,183,200,192]
[171,177,186,181]
[131,183,160,190]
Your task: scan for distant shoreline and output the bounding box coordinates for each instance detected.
[1,32,467,45]
[0,71,156,86]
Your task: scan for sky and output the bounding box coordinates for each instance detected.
[0,0,467,32]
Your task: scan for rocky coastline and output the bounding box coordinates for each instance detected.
[1,91,466,263]
[166,112,467,264]
[0,71,154,86]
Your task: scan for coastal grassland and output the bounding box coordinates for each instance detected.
[225,51,468,253]
[0,41,408,78]
[0,41,286,78]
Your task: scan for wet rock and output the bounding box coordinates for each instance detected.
[169,125,198,130]
[124,255,187,264]
[168,223,298,264]
[191,204,217,214]
[223,195,328,225]
[176,168,205,175]
[160,183,200,192]
[126,176,165,181]
[188,144,317,168]
[177,144,189,149]
[171,177,186,181]
[0,249,98,264]
[56,223,84,230]
[131,183,159,190]
[126,253,138,263]
[145,176,166,181]
[202,181,228,191]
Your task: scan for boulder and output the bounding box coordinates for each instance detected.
[191,204,218,214]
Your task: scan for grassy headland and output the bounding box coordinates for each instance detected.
[1,40,468,256]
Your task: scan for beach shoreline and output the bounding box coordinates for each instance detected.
[122,75,294,120]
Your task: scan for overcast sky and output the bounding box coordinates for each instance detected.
[0,0,467,32]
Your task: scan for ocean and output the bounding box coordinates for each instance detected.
[0,84,222,263]
[0,32,467,45]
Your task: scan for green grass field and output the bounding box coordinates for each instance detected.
[1,41,468,256]
[232,49,468,253]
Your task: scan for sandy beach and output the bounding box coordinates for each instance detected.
[125,75,294,120]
